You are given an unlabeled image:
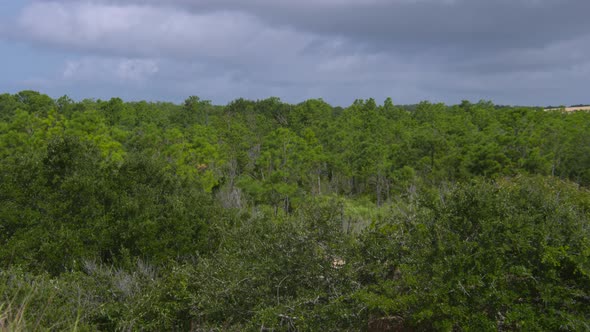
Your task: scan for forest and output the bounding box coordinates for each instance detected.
[0,90,589,331]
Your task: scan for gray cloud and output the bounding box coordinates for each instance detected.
[2,0,589,105]
[72,0,590,52]
[16,2,314,63]
[62,57,159,82]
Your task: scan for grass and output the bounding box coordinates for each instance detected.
[1,295,32,331]
[0,276,84,332]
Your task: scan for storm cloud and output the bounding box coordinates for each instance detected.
[1,0,588,105]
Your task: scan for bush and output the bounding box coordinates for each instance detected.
[358,177,590,330]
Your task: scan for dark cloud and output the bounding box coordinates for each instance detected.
[99,0,590,53]
[278,1,589,51]
[1,0,589,105]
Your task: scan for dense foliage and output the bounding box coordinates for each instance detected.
[0,91,589,331]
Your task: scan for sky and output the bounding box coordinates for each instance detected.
[0,0,589,106]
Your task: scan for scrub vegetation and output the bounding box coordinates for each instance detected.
[1,91,589,331]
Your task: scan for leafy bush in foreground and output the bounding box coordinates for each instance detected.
[357,177,590,331]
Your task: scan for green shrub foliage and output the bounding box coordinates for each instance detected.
[0,92,589,330]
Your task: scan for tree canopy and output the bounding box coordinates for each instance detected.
[0,91,589,331]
